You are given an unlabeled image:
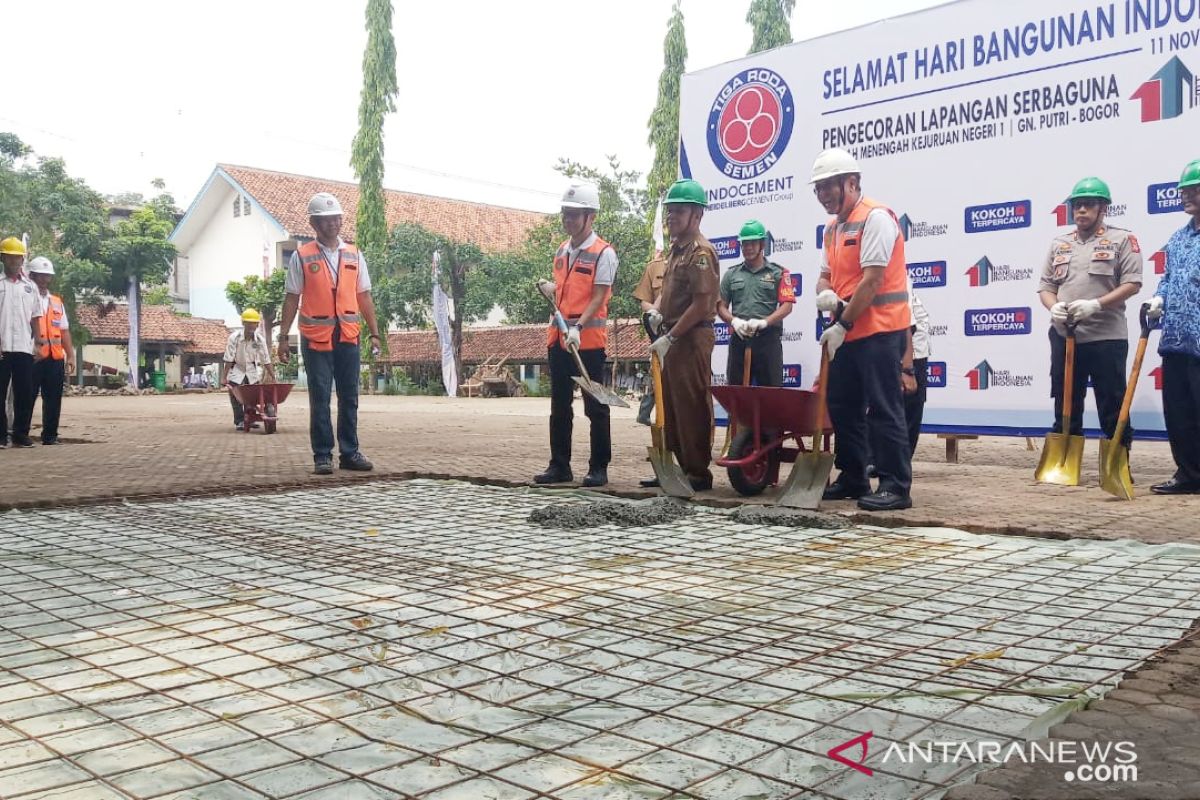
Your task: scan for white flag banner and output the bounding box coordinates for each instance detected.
[431,251,457,397]
[652,197,665,258]
[127,277,139,389]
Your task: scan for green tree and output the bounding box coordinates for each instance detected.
[747,0,795,53]
[375,223,488,381]
[350,0,398,266]
[224,269,287,342]
[647,0,687,209]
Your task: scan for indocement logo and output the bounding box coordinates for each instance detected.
[1147,182,1184,214]
[965,359,1034,389]
[965,256,1035,287]
[964,200,1032,233]
[908,260,948,288]
[964,307,1033,336]
[707,67,795,180]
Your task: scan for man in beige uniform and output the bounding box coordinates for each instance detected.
[633,255,666,426]
[648,179,720,491]
[1038,177,1142,450]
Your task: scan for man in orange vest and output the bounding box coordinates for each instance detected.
[28,257,73,445]
[534,182,619,487]
[277,192,383,475]
[811,148,914,511]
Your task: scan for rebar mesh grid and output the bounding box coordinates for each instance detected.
[0,479,1198,799]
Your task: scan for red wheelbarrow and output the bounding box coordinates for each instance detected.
[710,385,833,498]
[229,383,293,434]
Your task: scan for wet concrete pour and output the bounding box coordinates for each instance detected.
[1,479,1199,799]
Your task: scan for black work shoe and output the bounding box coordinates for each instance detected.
[581,469,608,488]
[313,458,334,475]
[1151,477,1200,495]
[339,452,374,471]
[12,436,34,448]
[0,438,8,449]
[639,477,660,488]
[41,438,58,445]
[689,476,713,491]
[857,490,913,511]
[534,468,573,484]
[233,422,244,430]
[822,479,870,501]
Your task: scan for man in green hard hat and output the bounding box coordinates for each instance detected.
[1037,176,1143,454]
[644,178,720,491]
[1146,159,1200,493]
[717,220,795,387]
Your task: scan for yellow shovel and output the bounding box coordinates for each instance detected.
[648,351,695,498]
[1099,304,1152,500]
[719,347,752,457]
[1035,322,1084,486]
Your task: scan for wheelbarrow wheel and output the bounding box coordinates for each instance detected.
[727,427,776,497]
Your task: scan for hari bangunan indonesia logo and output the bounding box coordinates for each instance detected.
[707,68,795,179]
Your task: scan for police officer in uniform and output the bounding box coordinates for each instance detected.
[811,149,913,511]
[646,179,720,491]
[1038,177,1142,453]
[716,220,795,387]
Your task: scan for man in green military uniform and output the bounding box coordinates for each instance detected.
[645,179,720,491]
[716,220,795,387]
[1038,176,1143,451]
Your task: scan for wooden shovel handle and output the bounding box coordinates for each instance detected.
[1110,304,1153,445]
[652,352,665,428]
[1061,325,1076,425]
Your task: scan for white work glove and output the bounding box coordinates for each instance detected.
[1049,301,1070,323]
[816,289,840,313]
[537,279,557,303]
[645,308,663,334]
[746,318,768,333]
[1147,296,1165,320]
[819,321,847,362]
[565,324,581,350]
[1067,298,1103,321]
[650,333,673,364]
[731,316,750,338]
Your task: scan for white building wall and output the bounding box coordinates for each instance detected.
[185,182,289,326]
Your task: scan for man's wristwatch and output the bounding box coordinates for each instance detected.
[901,366,916,376]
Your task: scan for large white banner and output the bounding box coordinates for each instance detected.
[679,0,1200,437]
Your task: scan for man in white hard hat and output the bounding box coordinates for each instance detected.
[277,193,383,475]
[811,148,913,511]
[222,308,273,430]
[0,237,42,448]
[534,182,619,487]
[28,256,74,445]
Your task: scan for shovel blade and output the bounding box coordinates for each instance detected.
[1035,433,1085,486]
[777,451,835,509]
[1098,437,1134,500]
[571,376,629,408]
[647,446,695,498]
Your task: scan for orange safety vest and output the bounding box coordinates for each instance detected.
[297,241,361,351]
[824,197,911,342]
[36,293,67,360]
[545,235,613,350]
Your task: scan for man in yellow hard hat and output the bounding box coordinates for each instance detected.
[222,308,274,430]
[0,237,43,448]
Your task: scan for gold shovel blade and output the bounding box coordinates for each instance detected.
[647,445,695,498]
[1098,437,1134,500]
[777,451,835,509]
[1035,433,1085,486]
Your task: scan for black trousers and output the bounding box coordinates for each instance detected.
[0,352,34,440]
[827,329,912,495]
[1048,330,1131,447]
[548,345,610,473]
[726,327,783,387]
[31,357,65,442]
[1162,352,1200,484]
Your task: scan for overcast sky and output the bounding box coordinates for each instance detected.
[5,0,946,213]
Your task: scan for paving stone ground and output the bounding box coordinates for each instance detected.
[2,392,1200,799]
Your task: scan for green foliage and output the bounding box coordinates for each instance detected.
[351,0,398,265]
[647,1,687,206]
[143,284,173,305]
[488,157,651,326]
[101,204,177,294]
[746,0,795,53]
[225,269,287,339]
